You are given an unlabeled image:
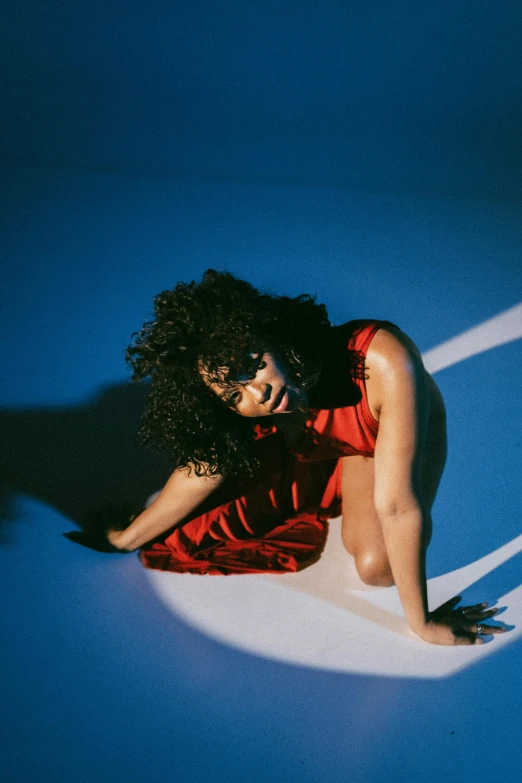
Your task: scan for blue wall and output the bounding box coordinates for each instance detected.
[2,1,522,198]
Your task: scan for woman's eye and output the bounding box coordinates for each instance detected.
[228,390,242,405]
[249,354,266,372]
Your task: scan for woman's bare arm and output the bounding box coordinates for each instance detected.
[370,329,504,644]
[108,467,223,551]
[369,330,432,633]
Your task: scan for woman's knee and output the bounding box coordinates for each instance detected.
[354,550,394,587]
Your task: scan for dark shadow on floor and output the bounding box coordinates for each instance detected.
[0,380,171,543]
[457,549,522,631]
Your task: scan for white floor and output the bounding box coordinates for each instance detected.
[2,168,521,782]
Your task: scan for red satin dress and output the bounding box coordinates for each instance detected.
[139,320,398,575]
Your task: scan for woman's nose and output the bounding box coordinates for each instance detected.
[247,380,270,405]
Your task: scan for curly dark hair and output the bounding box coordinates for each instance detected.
[126,269,343,480]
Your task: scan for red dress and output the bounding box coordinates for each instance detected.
[139,320,398,575]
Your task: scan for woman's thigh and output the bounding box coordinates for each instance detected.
[340,455,384,557]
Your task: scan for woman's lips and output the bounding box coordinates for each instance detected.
[271,388,290,413]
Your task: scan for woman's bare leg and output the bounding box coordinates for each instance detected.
[341,455,395,586]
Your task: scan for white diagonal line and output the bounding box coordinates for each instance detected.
[422,302,522,374]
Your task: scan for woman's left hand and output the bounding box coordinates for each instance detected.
[414,596,507,645]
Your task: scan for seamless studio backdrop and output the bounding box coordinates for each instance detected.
[1,2,522,782]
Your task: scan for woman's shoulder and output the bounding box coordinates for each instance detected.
[364,324,429,416]
[365,323,421,370]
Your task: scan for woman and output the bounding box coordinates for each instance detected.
[75,269,505,645]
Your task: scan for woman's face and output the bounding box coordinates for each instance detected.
[200,351,309,417]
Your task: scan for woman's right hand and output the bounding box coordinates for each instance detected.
[63,504,137,553]
[414,596,507,645]
[106,526,136,551]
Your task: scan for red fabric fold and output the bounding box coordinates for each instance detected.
[139,511,328,575]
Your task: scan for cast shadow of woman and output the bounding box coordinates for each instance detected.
[0,380,171,544]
